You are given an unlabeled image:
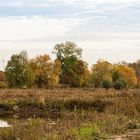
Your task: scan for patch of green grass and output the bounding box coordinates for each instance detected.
[69,123,106,140]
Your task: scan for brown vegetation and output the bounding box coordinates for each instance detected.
[0,88,140,139]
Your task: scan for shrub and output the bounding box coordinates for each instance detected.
[112,71,120,82]
[0,81,8,89]
[125,119,140,130]
[102,80,112,90]
[114,79,126,90]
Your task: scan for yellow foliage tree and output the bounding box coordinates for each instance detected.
[90,60,113,87]
[30,54,61,88]
[114,64,137,88]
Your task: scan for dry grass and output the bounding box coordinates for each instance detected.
[0,88,139,101]
[0,88,140,140]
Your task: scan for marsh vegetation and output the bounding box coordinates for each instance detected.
[0,88,140,140]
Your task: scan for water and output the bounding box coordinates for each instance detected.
[0,120,10,127]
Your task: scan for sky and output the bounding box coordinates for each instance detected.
[0,0,140,70]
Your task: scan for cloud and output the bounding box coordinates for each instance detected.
[0,0,138,22]
[48,0,138,6]
[0,16,82,41]
[0,0,139,43]
[0,0,138,9]
[0,2,23,8]
[0,1,51,8]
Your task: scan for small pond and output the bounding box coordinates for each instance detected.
[0,120,10,128]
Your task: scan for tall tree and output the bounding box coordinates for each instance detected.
[5,51,32,88]
[53,41,82,61]
[53,41,89,87]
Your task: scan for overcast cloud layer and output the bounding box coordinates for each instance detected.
[0,0,140,70]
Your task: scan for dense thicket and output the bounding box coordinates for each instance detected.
[1,41,139,89]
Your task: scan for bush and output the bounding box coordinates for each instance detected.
[125,119,140,130]
[0,81,8,89]
[114,79,126,90]
[102,80,112,90]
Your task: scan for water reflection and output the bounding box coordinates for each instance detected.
[0,120,10,127]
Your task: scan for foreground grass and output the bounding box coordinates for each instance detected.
[0,88,140,140]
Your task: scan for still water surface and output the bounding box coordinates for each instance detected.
[0,120,10,127]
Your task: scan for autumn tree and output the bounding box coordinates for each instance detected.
[53,41,89,87]
[5,51,33,88]
[0,71,5,82]
[0,71,8,89]
[30,54,61,88]
[113,63,137,88]
[76,60,90,87]
[90,60,113,88]
[129,60,140,87]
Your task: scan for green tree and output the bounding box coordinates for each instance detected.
[102,80,112,90]
[53,41,82,61]
[114,79,126,90]
[112,70,120,82]
[53,41,88,87]
[5,51,32,88]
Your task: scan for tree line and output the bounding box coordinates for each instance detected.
[0,41,139,89]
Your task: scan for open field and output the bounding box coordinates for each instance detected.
[0,88,140,140]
